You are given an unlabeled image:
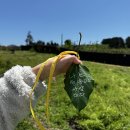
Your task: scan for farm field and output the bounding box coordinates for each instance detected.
[0,51,130,130]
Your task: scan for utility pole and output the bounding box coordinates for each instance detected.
[61,33,63,46]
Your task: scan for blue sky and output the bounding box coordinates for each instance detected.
[0,0,130,45]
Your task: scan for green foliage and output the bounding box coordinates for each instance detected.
[0,51,130,130]
[101,37,125,48]
[64,39,72,48]
[126,37,130,48]
[25,31,34,45]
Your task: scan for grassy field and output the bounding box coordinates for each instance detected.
[0,51,130,130]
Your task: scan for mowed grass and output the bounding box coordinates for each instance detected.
[0,51,130,130]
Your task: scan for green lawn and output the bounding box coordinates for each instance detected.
[0,51,130,130]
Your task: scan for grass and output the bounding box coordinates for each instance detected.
[68,44,130,54]
[0,50,130,130]
[0,50,54,74]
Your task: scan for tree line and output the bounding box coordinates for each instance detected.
[25,31,74,48]
[1,32,130,52]
[26,31,130,49]
[101,37,130,48]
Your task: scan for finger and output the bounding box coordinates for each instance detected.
[61,55,82,64]
[72,56,82,64]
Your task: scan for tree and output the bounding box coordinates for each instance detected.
[101,38,111,45]
[126,37,130,48]
[64,39,72,48]
[37,40,45,45]
[25,31,34,45]
[101,37,125,48]
[109,37,125,48]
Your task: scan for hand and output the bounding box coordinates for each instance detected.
[55,55,82,75]
[32,55,82,81]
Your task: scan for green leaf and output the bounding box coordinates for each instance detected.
[64,64,94,111]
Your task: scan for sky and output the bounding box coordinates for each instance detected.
[0,0,130,45]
